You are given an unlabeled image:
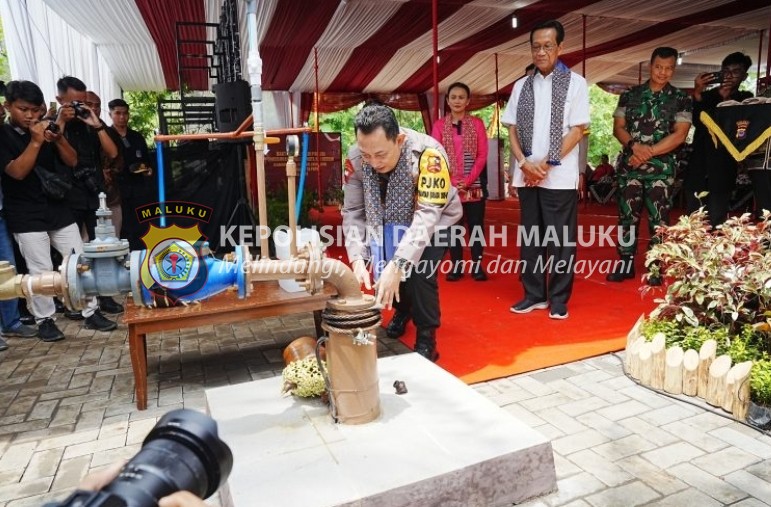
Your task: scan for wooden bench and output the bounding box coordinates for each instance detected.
[123,282,336,409]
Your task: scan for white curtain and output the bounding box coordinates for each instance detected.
[0,0,121,105]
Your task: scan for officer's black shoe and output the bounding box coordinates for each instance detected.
[414,328,439,362]
[606,256,635,282]
[385,311,411,339]
[98,296,124,314]
[446,262,463,281]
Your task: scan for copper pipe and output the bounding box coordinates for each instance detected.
[154,132,282,142]
[233,114,253,136]
[245,257,363,302]
[154,127,312,143]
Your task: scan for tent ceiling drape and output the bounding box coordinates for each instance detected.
[1,0,769,117]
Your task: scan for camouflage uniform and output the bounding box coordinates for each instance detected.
[613,82,692,256]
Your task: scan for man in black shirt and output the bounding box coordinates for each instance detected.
[685,53,753,223]
[56,77,118,240]
[105,99,153,248]
[57,77,123,315]
[0,81,117,342]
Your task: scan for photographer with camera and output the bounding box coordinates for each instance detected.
[48,409,231,507]
[0,81,103,342]
[56,77,118,241]
[56,77,123,319]
[77,462,207,507]
[685,53,753,220]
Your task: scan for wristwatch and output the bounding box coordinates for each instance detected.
[625,139,636,151]
[392,257,413,281]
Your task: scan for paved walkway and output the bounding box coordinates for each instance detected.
[0,309,769,506]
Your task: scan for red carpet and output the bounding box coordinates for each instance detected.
[314,199,658,384]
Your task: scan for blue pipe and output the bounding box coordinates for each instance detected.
[155,140,166,227]
[136,246,246,306]
[295,130,310,221]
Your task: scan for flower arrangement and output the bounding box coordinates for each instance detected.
[281,356,326,398]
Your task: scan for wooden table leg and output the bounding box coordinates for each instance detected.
[313,309,324,338]
[128,324,148,410]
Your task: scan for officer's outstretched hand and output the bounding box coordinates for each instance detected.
[351,259,372,291]
[374,262,402,310]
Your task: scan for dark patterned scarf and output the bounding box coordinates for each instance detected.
[516,60,572,165]
[361,142,415,239]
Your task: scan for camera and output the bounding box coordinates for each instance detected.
[44,120,60,134]
[70,100,92,120]
[46,409,233,507]
[73,166,101,193]
[707,71,724,85]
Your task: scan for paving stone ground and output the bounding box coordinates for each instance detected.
[0,310,769,506]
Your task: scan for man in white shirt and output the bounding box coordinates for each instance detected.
[501,19,590,320]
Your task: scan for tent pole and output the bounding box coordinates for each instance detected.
[432,0,439,123]
[582,14,587,77]
[314,47,322,209]
[758,29,764,95]
[494,52,501,193]
[494,53,500,140]
[246,0,269,259]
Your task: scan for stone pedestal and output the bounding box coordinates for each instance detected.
[206,354,557,507]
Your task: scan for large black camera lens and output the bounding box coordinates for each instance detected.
[95,409,232,507]
[70,100,92,120]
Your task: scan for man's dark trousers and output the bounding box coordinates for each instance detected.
[392,244,446,332]
[518,187,577,305]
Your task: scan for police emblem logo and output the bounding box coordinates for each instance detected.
[141,224,208,302]
[736,120,750,140]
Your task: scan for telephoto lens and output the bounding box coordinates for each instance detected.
[46,409,233,507]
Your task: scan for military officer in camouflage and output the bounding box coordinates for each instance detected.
[606,47,692,285]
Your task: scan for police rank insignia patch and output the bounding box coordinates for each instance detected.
[417,148,451,206]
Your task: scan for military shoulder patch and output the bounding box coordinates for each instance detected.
[417,148,451,206]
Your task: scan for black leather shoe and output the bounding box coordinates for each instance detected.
[98,296,124,314]
[472,269,488,281]
[415,328,439,362]
[606,256,635,282]
[386,312,411,339]
[84,310,117,332]
[38,318,65,342]
[445,272,463,282]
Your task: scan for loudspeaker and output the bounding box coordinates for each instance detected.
[213,80,251,133]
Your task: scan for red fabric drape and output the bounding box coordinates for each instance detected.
[259,1,340,90]
[135,0,207,90]
[328,0,474,92]
[397,0,603,93]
